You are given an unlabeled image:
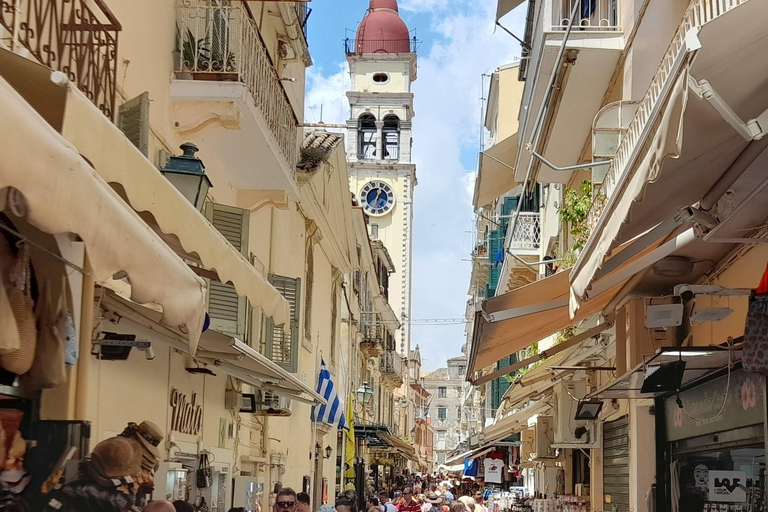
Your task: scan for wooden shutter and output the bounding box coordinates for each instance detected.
[118,92,149,157]
[204,203,250,336]
[303,242,314,341]
[266,274,301,373]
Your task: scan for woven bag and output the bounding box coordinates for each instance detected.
[20,278,67,389]
[1,243,36,375]
[0,283,20,355]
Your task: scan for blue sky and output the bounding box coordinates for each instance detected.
[305,0,526,370]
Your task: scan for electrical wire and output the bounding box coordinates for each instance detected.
[676,340,734,422]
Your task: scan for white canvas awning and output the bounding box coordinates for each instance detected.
[496,0,525,22]
[0,48,291,335]
[481,401,550,446]
[474,133,520,208]
[101,290,325,404]
[0,73,206,351]
[571,0,768,314]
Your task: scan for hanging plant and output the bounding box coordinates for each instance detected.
[558,180,605,250]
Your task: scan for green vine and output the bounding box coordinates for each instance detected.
[558,180,605,250]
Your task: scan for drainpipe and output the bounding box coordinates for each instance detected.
[75,252,94,423]
[506,0,581,251]
[699,136,768,211]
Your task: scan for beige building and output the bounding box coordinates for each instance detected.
[0,0,405,510]
[467,0,768,511]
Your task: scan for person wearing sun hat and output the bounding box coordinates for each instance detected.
[43,436,141,512]
[422,492,448,512]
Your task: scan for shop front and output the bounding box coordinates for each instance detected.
[659,368,765,512]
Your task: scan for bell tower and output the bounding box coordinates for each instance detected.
[346,0,417,358]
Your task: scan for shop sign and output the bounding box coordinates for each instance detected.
[170,388,203,435]
[664,370,764,442]
[708,470,748,503]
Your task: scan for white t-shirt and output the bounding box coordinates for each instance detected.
[382,503,397,512]
[484,457,504,483]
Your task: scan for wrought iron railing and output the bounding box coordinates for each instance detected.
[504,212,541,251]
[344,37,419,55]
[551,0,620,31]
[361,312,383,344]
[176,0,299,169]
[603,0,749,197]
[380,350,402,377]
[0,0,120,119]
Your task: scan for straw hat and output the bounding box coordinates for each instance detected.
[425,492,442,504]
[89,437,141,479]
[135,421,163,455]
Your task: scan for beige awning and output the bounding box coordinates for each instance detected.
[496,0,525,22]
[572,0,768,311]
[469,271,620,374]
[481,401,550,446]
[0,48,290,332]
[101,290,325,404]
[443,446,494,467]
[0,73,206,351]
[473,133,519,209]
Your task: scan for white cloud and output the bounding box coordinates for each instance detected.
[305,62,349,125]
[306,0,527,370]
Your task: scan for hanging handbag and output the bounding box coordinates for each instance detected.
[1,243,36,375]
[196,452,213,488]
[0,283,20,355]
[20,277,67,390]
[743,294,768,374]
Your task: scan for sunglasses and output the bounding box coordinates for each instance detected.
[277,502,296,508]
[403,492,412,496]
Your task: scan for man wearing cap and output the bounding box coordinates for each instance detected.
[43,437,141,512]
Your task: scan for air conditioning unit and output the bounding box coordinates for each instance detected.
[254,390,292,417]
[520,428,535,461]
[552,381,602,449]
[225,390,246,410]
[526,415,555,459]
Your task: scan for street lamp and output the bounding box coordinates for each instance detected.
[356,382,374,405]
[161,142,213,211]
[325,445,333,459]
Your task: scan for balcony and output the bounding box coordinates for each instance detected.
[172,0,300,196]
[360,312,384,358]
[0,0,120,119]
[380,350,403,390]
[344,37,419,55]
[514,0,623,185]
[506,212,541,253]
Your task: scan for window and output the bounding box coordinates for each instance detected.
[357,113,377,159]
[266,274,301,373]
[458,364,466,375]
[437,407,446,421]
[382,115,400,160]
[370,223,379,239]
[457,407,462,421]
[437,453,446,464]
[372,73,389,83]
[438,432,446,444]
[330,278,338,364]
[438,387,446,398]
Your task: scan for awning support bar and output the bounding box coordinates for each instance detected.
[530,150,611,172]
[469,322,610,386]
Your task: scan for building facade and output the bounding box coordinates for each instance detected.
[423,355,467,466]
[464,1,768,512]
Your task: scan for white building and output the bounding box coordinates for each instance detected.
[423,355,467,465]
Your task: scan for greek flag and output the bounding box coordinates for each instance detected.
[311,360,348,429]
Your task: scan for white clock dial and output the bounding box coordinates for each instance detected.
[360,181,396,216]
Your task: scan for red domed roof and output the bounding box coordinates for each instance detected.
[355,0,411,53]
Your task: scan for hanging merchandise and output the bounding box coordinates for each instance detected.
[464,458,478,477]
[743,295,768,374]
[63,312,78,367]
[196,452,213,488]
[0,283,19,355]
[484,458,503,484]
[20,278,67,390]
[1,242,36,375]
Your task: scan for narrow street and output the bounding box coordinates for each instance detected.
[0,0,766,511]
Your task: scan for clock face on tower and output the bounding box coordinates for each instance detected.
[360,181,396,216]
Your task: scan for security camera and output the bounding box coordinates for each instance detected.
[672,284,751,301]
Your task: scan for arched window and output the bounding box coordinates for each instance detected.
[357,113,376,160]
[382,115,400,160]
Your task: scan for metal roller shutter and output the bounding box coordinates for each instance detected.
[603,416,630,512]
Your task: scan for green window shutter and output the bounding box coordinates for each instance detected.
[118,92,149,157]
[204,202,250,336]
[266,274,301,373]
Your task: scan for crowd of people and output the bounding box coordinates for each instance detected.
[338,479,489,512]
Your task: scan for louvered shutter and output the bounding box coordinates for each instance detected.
[204,203,250,336]
[266,274,301,373]
[118,92,149,157]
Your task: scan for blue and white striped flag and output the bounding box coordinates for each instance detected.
[311,360,349,430]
